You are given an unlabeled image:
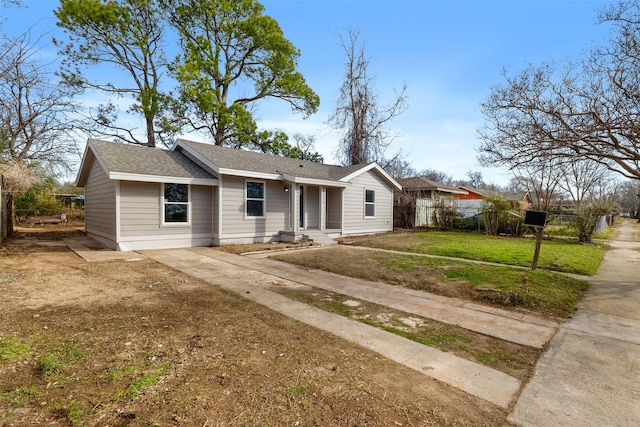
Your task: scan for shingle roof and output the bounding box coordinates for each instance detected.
[397,177,465,194]
[87,139,214,180]
[175,138,367,181]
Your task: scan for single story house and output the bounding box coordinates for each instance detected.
[455,186,484,218]
[394,177,468,227]
[76,138,401,251]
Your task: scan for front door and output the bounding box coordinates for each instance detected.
[299,185,305,229]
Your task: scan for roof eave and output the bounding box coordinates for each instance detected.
[109,172,218,186]
[339,163,402,190]
[279,173,348,187]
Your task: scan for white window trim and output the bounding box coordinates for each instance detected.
[364,189,376,219]
[161,183,191,226]
[245,180,266,219]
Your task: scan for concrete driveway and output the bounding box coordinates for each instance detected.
[509,221,640,426]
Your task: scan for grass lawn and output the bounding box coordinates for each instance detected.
[341,230,606,276]
[273,247,590,318]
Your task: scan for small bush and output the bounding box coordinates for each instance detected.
[432,202,459,231]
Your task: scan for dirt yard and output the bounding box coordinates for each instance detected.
[0,224,510,426]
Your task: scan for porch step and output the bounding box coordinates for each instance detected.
[303,230,338,246]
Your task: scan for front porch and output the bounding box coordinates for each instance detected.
[279,183,343,242]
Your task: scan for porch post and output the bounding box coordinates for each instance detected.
[320,186,326,231]
[292,183,299,233]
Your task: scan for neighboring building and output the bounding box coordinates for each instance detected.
[502,192,533,210]
[394,177,468,227]
[455,186,484,218]
[76,138,401,251]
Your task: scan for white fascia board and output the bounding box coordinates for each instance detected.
[75,142,93,187]
[77,139,111,187]
[339,163,402,190]
[279,173,348,188]
[218,168,281,180]
[109,172,218,186]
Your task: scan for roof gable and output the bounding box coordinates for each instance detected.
[397,177,467,195]
[76,139,217,186]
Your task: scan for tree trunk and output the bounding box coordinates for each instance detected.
[145,115,156,147]
[5,192,14,239]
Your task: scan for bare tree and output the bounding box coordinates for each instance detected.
[383,158,416,180]
[478,2,640,181]
[465,170,485,189]
[327,27,408,165]
[617,179,640,217]
[559,159,612,205]
[417,168,452,185]
[0,32,82,237]
[510,159,566,212]
[0,32,82,168]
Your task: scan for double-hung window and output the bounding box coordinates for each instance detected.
[365,189,375,218]
[163,183,189,224]
[246,181,265,217]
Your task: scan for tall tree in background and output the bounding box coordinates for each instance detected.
[559,159,611,205]
[0,32,82,169]
[478,1,640,181]
[55,0,169,147]
[0,32,82,237]
[418,169,452,185]
[510,159,565,212]
[328,27,407,166]
[465,170,485,189]
[166,0,319,149]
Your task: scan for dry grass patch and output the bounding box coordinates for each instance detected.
[0,230,508,426]
[273,286,541,381]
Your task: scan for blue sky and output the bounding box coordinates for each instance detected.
[2,0,612,185]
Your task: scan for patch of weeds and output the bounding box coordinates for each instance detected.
[360,319,470,348]
[53,401,91,426]
[474,352,497,366]
[0,336,31,362]
[0,386,44,406]
[473,348,527,370]
[102,364,142,381]
[38,342,87,376]
[284,381,315,409]
[113,364,169,402]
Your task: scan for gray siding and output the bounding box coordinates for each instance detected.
[120,182,212,238]
[220,176,289,240]
[305,186,320,228]
[326,187,342,229]
[84,158,116,245]
[212,186,219,238]
[343,171,393,234]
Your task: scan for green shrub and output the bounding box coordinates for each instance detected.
[432,202,459,231]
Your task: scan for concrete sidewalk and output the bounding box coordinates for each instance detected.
[509,221,640,426]
[205,247,557,348]
[144,247,522,408]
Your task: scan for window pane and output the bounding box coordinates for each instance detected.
[365,190,375,203]
[365,204,375,217]
[246,200,264,217]
[165,204,188,222]
[165,183,188,202]
[247,182,264,199]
